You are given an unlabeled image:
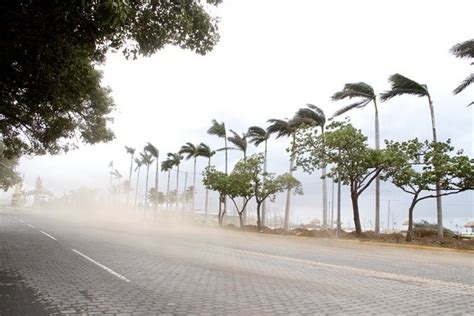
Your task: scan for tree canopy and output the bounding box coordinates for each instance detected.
[0,0,222,157]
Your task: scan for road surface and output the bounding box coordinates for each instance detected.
[0,208,473,315]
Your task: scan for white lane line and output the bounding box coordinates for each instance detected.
[19,219,24,223]
[40,230,57,241]
[230,248,474,294]
[71,249,130,283]
[27,224,35,228]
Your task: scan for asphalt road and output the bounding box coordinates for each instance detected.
[0,208,473,315]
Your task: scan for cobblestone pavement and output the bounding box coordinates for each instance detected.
[0,208,473,315]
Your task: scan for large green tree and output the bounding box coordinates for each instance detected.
[383,139,474,241]
[380,74,444,239]
[0,0,222,157]
[0,143,21,191]
[295,120,385,236]
[294,104,328,229]
[331,83,381,237]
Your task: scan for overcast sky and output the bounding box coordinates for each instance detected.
[9,0,474,229]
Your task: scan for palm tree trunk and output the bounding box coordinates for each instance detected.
[176,165,180,210]
[336,174,342,238]
[204,158,211,222]
[183,171,188,212]
[321,126,328,230]
[192,157,196,210]
[224,136,228,216]
[284,134,296,231]
[428,96,443,240]
[144,165,150,216]
[166,170,171,209]
[374,99,381,237]
[261,139,268,227]
[134,167,141,208]
[127,154,134,207]
[154,156,159,218]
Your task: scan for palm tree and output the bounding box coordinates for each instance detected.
[167,153,183,209]
[247,126,270,227]
[295,104,328,230]
[197,143,216,221]
[267,117,304,230]
[161,159,174,209]
[125,146,135,207]
[228,130,248,159]
[450,39,474,106]
[145,143,159,217]
[134,157,143,208]
[140,152,154,210]
[179,143,200,210]
[380,73,444,239]
[331,83,381,236]
[207,119,229,215]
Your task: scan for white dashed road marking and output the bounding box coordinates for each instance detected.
[72,249,130,283]
[27,224,35,228]
[19,219,24,223]
[40,230,57,241]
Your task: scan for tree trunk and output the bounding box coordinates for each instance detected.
[238,212,244,230]
[127,154,134,207]
[192,157,196,210]
[224,136,228,217]
[321,126,328,230]
[351,189,362,236]
[204,158,210,222]
[428,96,444,240]
[144,165,150,217]
[166,171,171,209]
[374,99,381,238]
[183,172,188,212]
[336,176,341,237]
[284,134,295,231]
[406,195,418,242]
[154,156,159,219]
[256,201,262,231]
[262,139,268,227]
[134,167,141,208]
[175,165,180,210]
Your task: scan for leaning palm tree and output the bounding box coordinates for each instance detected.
[247,126,270,227]
[207,119,228,173]
[267,117,305,231]
[179,143,200,210]
[295,104,329,230]
[331,83,381,236]
[228,130,248,159]
[196,143,216,221]
[125,146,135,207]
[450,39,474,106]
[140,152,154,210]
[380,73,443,239]
[134,157,143,208]
[167,153,183,209]
[161,159,174,209]
[145,143,159,217]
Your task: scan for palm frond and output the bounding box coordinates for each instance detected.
[179,142,199,160]
[267,119,291,138]
[196,143,215,158]
[134,157,143,171]
[227,130,247,153]
[450,39,474,59]
[332,99,371,118]
[380,73,429,102]
[160,159,174,172]
[144,143,159,158]
[331,82,375,100]
[167,152,183,166]
[207,119,226,138]
[140,152,154,166]
[295,104,326,127]
[247,126,268,146]
[125,146,135,155]
[453,73,474,95]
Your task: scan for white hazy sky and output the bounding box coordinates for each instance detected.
[9,0,474,229]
